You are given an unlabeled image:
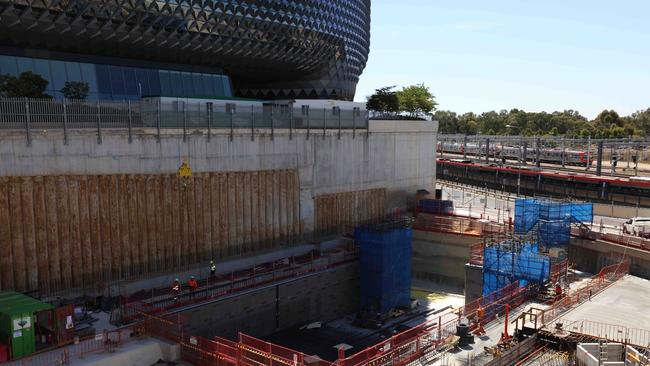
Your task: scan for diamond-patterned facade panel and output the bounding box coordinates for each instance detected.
[0,0,371,100]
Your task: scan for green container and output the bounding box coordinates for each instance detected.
[0,292,52,359]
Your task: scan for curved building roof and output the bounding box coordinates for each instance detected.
[0,0,371,100]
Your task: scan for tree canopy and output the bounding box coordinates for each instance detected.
[366,83,437,118]
[0,71,50,98]
[434,108,650,137]
[396,83,437,117]
[61,81,90,100]
[366,86,399,114]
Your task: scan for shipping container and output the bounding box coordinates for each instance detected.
[0,291,52,359]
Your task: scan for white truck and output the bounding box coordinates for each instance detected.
[622,217,650,238]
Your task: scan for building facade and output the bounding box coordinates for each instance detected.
[0,0,371,101]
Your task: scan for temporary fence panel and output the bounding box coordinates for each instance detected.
[355,220,413,314]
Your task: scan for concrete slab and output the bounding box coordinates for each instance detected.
[561,275,650,330]
[71,338,179,366]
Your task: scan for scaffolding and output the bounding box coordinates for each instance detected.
[514,198,593,252]
[482,235,551,295]
[354,218,413,315]
[482,199,590,295]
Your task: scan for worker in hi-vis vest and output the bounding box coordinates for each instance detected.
[171,278,181,301]
[210,260,217,277]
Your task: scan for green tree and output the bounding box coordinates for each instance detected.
[396,83,437,117]
[366,86,400,114]
[0,71,50,98]
[433,110,459,133]
[61,81,90,100]
[593,110,622,130]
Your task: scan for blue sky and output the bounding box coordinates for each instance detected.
[354,1,650,119]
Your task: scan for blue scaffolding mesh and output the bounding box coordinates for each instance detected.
[538,220,571,247]
[355,220,413,314]
[482,242,550,295]
[514,199,593,250]
[514,199,540,233]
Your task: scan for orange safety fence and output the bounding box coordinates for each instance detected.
[549,260,569,283]
[120,248,358,324]
[572,227,650,253]
[529,261,630,328]
[3,328,134,366]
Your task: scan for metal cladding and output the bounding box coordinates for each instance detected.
[0,0,371,100]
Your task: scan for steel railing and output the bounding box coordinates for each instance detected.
[0,98,370,145]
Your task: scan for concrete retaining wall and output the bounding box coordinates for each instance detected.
[570,237,650,279]
[180,262,359,339]
[0,121,437,294]
[412,230,480,288]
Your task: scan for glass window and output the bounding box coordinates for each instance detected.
[201,73,215,97]
[65,61,82,82]
[169,71,182,97]
[50,60,68,93]
[95,64,112,94]
[0,55,18,76]
[147,69,161,96]
[212,74,224,96]
[191,73,204,97]
[16,57,34,74]
[80,63,98,96]
[222,75,232,96]
[122,67,138,96]
[108,65,125,96]
[33,58,53,94]
[180,72,193,97]
[134,68,149,97]
[159,70,172,96]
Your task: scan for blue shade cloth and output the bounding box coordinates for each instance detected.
[355,224,413,314]
[482,242,550,295]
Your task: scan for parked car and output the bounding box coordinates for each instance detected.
[622,217,650,238]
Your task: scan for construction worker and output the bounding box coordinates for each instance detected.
[474,306,486,336]
[171,278,181,301]
[209,260,216,277]
[555,282,563,297]
[188,276,198,293]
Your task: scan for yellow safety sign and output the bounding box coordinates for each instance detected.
[178,161,193,179]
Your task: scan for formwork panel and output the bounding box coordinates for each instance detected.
[0,170,304,294]
[20,178,38,290]
[0,177,13,290]
[10,178,27,291]
[67,177,82,289]
[33,177,51,292]
[315,188,386,236]
[45,176,61,291]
